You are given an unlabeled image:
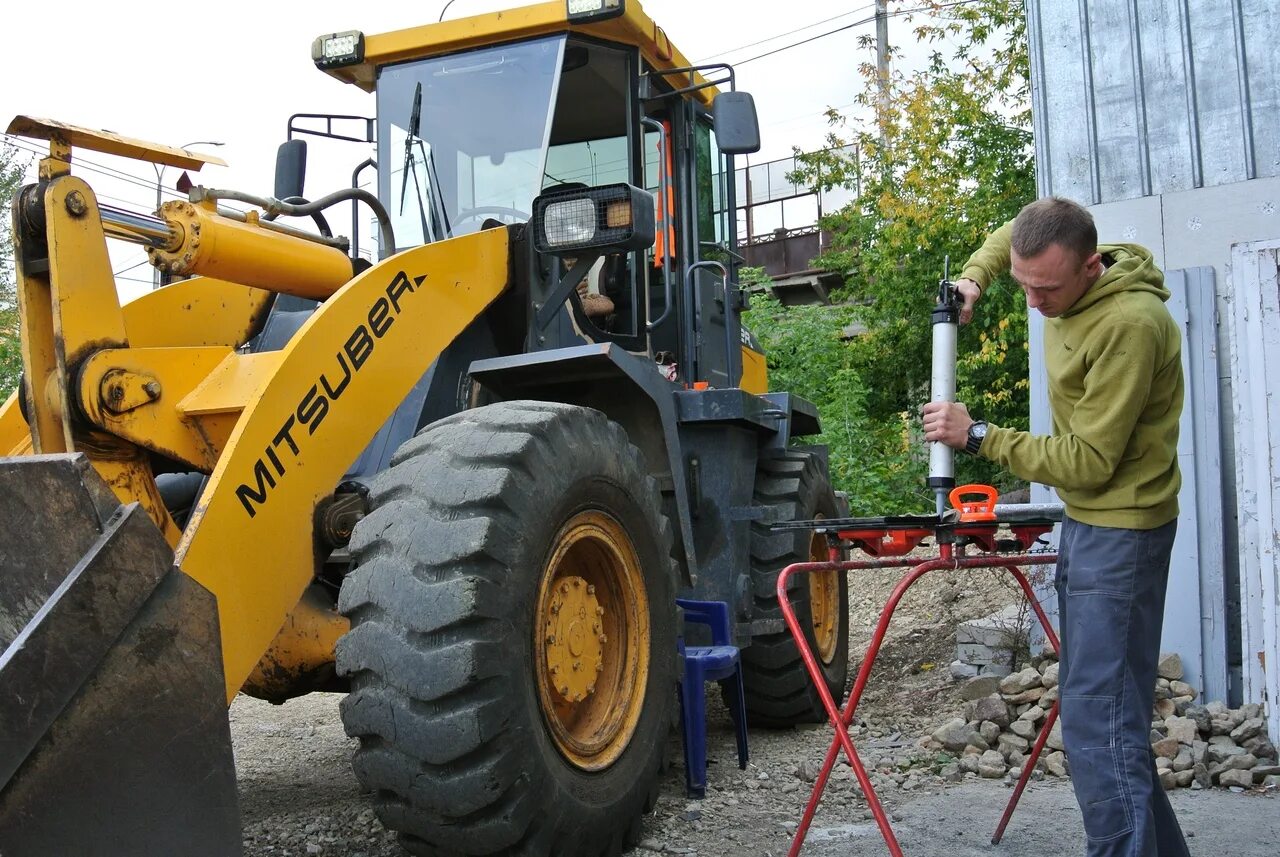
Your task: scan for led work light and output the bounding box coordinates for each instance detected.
[532,184,655,255]
[312,31,365,70]
[566,0,625,23]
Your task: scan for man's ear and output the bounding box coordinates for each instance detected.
[1084,251,1103,276]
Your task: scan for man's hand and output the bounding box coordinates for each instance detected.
[922,401,974,450]
[955,278,981,325]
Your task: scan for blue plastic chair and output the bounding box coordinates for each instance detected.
[675,598,749,798]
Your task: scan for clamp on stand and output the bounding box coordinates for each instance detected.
[773,508,1062,855]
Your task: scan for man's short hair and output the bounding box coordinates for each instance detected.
[1011,197,1097,262]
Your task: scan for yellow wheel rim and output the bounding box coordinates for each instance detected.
[535,510,650,772]
[807,528,840,665]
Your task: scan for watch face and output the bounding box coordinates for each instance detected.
[971,422,988,439]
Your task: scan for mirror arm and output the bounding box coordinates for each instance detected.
[641,63,736,101]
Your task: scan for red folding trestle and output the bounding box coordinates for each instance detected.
[777,542,1061,856]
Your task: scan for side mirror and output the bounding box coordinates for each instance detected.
[274,139,308,200]
[713,92,761,155]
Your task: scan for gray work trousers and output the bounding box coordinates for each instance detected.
[1055,517,1190,857]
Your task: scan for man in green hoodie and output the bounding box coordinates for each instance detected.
[923,197,1188,857]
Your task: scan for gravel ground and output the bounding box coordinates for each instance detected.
[234,557,1276,856]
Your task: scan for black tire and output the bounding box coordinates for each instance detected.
[738,450,850,726]
[336,401,677,857]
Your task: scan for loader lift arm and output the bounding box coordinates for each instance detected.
[2,119,511,702]
[1,121,512,854]
[177,231,509,700]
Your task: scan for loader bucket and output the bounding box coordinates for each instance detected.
[0,454,242,856]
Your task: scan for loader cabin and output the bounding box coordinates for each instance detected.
[308,0,763,391]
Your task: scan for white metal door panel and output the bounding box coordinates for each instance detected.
[1227,240,1280,739]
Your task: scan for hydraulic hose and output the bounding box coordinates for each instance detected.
[198,186,396,258]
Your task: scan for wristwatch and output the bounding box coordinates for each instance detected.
[965,421,989,455]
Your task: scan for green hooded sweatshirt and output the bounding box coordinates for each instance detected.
[960,222,1183,529]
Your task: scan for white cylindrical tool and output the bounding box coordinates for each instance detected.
[928,272,961,517]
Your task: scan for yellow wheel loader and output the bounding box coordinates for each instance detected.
[0,2,850,854]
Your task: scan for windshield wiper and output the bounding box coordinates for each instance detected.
[425,146,452,239]
[399,82,435,242]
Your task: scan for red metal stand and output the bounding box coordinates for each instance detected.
[777,538,1061,856]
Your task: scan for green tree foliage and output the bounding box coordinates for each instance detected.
[0,143,29,398]
[745,1,1036,511]
[744,284,922,512]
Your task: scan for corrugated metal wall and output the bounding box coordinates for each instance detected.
[1027,0,1280,204]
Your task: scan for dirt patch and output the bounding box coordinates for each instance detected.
[233,545,1065,855]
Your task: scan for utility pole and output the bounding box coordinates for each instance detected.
[875,0,890,137]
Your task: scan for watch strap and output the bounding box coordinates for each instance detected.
[965,422,987,456]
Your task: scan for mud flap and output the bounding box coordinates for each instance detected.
[0,454,242,856]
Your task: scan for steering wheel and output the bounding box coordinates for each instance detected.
[450,205,532,234]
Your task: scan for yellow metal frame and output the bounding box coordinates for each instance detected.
[324,0,717,106]
[5,156,511,702]
[7,116,227,170]
[175,228,510,701]
[0,275,273,454]
[242,584,350,700]
[16,174,126,454]
[0,391,27,456]
[118,277,272,349]
[740,344,768,395]
[77,346,236,471]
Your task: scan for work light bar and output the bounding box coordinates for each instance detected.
[312,31,365,70]
[567,0,625,23]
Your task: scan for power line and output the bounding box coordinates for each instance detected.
[113,257,152,277]
[763,99,862,130]
[4,137,179,199]
[733,0,977,68]
[694,3,878,63]
[2,134,247,214]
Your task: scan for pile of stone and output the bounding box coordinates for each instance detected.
[924,652,1279,791]
[950,603,1025,678]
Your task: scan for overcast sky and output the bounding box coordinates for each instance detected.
[0,0,944,297]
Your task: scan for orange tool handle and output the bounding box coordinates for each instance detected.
[950,484,998,522]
